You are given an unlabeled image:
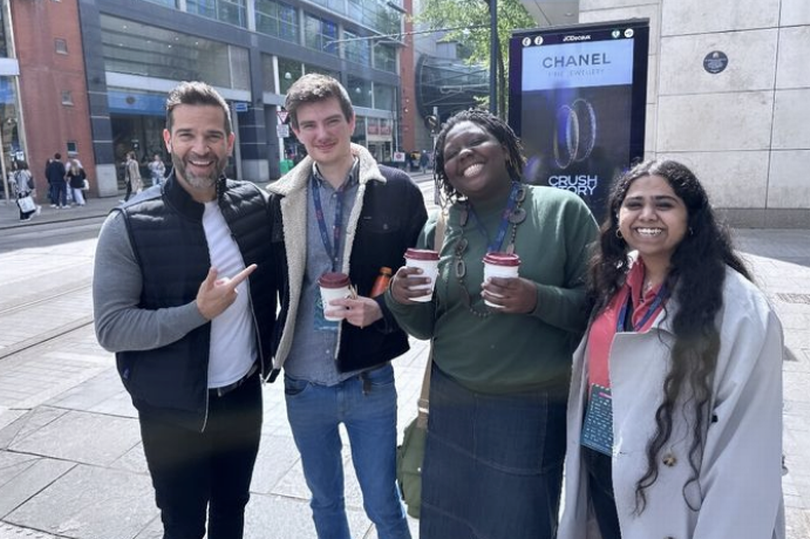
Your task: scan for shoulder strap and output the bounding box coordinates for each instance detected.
[416,208,448,426]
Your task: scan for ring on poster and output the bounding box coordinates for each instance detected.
[553,98,597,169]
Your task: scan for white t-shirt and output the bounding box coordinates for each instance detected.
[202,200,257,388]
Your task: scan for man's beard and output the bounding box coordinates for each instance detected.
[172,153,226,190]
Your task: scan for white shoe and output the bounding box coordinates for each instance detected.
[35,205,42,215]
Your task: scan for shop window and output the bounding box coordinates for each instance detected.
[278,57,302,94]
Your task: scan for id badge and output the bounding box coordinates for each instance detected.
[314,294,339,332]
[581,384,614,456]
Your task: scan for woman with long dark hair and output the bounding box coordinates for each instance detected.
[558,159,784,538]
[387,109,598,538]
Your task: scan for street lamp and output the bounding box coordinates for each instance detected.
[488,0,498,115]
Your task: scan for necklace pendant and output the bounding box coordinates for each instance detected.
[508,208,526,224]
[515,186,526,203]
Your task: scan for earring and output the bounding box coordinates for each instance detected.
[689,227,694,236]
[615,228,623,239]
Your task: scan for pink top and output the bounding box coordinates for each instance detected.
[586,259,667,389]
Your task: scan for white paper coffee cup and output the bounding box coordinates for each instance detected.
[482,252,521,308]
[318,272,352,321]
[404,248,440,302]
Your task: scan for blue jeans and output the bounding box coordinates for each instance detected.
[284,363,410,539]
[420,364,567,539]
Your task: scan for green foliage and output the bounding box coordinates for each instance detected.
[416,0,536,114]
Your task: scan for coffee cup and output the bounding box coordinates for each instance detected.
[482,252,521,308]
[318,272,352,321]
[403,248,440,302]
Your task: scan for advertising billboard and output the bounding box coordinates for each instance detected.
[509,20,649,221]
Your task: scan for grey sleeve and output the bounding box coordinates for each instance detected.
[93,211,208,352]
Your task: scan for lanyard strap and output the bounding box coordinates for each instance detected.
[468,182,520,253]
[616,284,669,333]
[311,176,346,272]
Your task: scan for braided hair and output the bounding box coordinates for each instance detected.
[432,109,526,205]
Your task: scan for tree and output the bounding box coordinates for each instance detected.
[417,0,535,118]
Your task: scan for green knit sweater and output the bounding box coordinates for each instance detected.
[386,185,598,394]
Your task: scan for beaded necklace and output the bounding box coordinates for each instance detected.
[452,182,527,318]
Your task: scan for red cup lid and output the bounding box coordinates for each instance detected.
[483,252,521,266]
[318,272,351,288]
[404,248,440,261]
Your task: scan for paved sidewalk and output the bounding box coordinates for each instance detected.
[0,186,807,537]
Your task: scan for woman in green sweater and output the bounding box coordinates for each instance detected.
[386,109,598,538]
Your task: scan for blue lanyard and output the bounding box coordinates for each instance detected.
[616,284,669,333]
[468,182,520,254]
[311,176,347,272]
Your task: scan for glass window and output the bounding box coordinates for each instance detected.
[61,90,73,105]
[304,14,338,55]
[218,0,247,26]
[343,30,370,67]
[309,0,345,14]
[186,0,246,27]
[256,0,298,43]
[353,116,366,141]
[55,38,68,54]
[304,63,340,80]
[0,7,8,58]
[100,15,250,90]
[347,0,400,35]
[374,44,397,73]
[347,75,372,108]
[186,0,216,19]
[278,57,302,94]
[374,84,395,111]
[261,54,275,92]
[0,78,24,170]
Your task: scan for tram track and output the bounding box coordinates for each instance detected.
[0,277,95,362]
[0,315,94,362]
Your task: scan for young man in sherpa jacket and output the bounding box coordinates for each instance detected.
[266,74,426,539]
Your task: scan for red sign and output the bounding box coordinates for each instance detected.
[277,110,289,124]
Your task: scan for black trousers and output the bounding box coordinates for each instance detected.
[583,446,622,539]
[139,371,262,539]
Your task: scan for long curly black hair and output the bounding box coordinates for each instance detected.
[588,159,751,513]
[432,109,526,205]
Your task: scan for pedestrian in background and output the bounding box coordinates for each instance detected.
[13,160,40,221]
[93,81,276,539]
[123,151,143,201]
[558,159,784,539]
[387,109,598,539]
[419,150,429,174]
[149,153,166,187]
[66,158,86,206]
[46,153,67,209]
[266,73,425,539]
